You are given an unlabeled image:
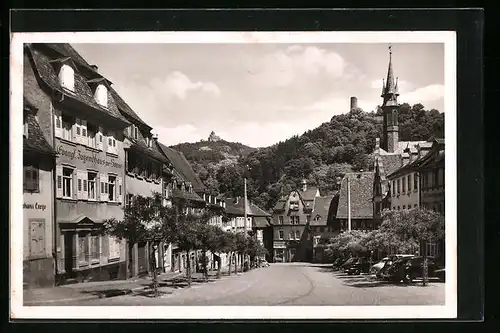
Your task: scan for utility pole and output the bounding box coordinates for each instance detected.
[244,177,248,230]
[347,175,352,231]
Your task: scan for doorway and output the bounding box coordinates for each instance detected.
[64,232,74,275]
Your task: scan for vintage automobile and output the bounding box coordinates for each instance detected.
[382,256,443,283]
[371,254,414,277]
[346,257,371,275]
[332,257,348,271]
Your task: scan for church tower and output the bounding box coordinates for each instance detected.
[381,45,400,153]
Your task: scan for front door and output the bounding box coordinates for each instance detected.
[137,242,148,275]
[64,232,74,275]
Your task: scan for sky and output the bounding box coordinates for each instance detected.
[72,43,445,148]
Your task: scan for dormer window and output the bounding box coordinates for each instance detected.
[94,84,108,108]
[146,136,152,148]
[59,64,75,91]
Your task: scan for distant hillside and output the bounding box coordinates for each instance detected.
[172,103,444,210]
[170,132,257,195]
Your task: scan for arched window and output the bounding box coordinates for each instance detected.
[94,84,108,108]
[59,64,74,91]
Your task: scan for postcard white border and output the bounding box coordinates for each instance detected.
[10,31,457,320]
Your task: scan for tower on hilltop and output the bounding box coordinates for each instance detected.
[381,44,400,153]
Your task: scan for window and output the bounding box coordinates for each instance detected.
[23,164,39,192]
[403,205,406,210]
[133,126,138,140]
[29,219,45,258]
[397,179,400,194]
[107,131,117,154]
[59,64,75,91]
[426,242,438,257]
[62,167,74,198]
[407,175,412,192]
[289,231,294,240]
[108,175,116,201]
[90,234,100,263]
[95,84,108,108]
[87,123,97,148]
[414,173,418,190]
[88,172,97,200]
[78,233,88,265]
[109,237,120,260]
[61,114,73,141]
[278,230,284,240]
[145,161,153,179]
[278,216,284,224]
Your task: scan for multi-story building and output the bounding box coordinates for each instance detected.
[310,194,339,263]
[24,43,130,283]
[336,172,376,231]
[372,46,433,222]
[271,179,320,263]
[22,98,57,288]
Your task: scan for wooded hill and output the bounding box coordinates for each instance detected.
[172,103,444,212]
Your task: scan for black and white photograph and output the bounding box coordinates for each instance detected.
[11,31,457,319]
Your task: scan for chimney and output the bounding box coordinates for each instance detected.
[152,133,158,141]
[91,65,98,72]
[350,96,358,110]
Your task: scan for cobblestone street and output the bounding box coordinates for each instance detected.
[47,263,445,306]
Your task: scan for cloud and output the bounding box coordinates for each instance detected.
[153,124,200,145]
[249,45,348,87]
[402,84,444,105]
[151,71,221,100]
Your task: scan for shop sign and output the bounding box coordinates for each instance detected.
[273,241,286,249]
[56,145,123,169]
[23,202,47,211]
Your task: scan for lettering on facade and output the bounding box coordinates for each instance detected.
[273,241,286,249]
[23,203,47,211]
[56,145,123,169]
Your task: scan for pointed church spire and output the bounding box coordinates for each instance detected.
[381,44,399,105]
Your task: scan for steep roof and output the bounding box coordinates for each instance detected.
[171,189,205,203]
[253,216,271,228]
[128,141,168,164]
[387,139,445,178]
[156,142,206,192]
[23,98,55,156]
[273,186,319,212]
[225,197,270,217]
[27,44,128,125]
[336,172,375,219]
[310,195,335,226]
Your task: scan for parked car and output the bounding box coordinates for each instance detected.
[372,254,414,277]
[435,268,445,282]
[332,257,347,270]
[341,257,359,272]
[346,257,371,275]
[383,256,443,283]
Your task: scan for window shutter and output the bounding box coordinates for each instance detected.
[81,120,88,146]
[72,118,77,142]
[82,171,88,200]
[54,109,62,138]
[56,165,63,198]
[99,173,106,202]
[117,176,123,204]
[77,170,83,200]
[97,126,104,151]
[73,169,78,200]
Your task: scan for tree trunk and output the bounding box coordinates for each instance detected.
[150,242,159,297]
[234,253,238,275]
[128,243,134,279]
[422,240,428,286]
[216,253,222,279]
[186,250,192,287]
[203,249,209,281]
[228,251,232,276]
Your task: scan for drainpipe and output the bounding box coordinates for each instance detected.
[50,102,58,286]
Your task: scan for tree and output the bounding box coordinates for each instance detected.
[103,192,172,297]
[197,221,224,281]
[235,232,249,273]
[326,230,370,258]
[169,200,204,287]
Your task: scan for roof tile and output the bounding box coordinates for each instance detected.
[336,172,375,219]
